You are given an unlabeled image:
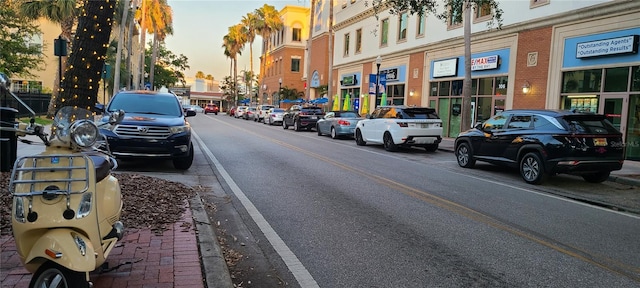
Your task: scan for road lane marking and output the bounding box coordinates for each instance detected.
[192,131,319,288]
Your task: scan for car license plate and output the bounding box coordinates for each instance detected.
[311,116,316,119]
[593,138,607,146]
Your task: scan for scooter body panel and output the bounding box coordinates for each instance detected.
[23,228,96,273]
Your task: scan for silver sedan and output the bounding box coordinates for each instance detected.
[265,108,286,125]
[316,111,363,139]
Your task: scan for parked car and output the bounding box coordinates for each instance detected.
[228,106,236,117]
[244,107,258,121]
[265,108,285,125]
[354,105,443,152]
[97,90,195,170]
[204,103,219,115]
[317,110,363,139]
[454,109,625,185]
[235,106,248,118]
[256,104,275,122]
[182,104,204,114]
[282,105,325,131]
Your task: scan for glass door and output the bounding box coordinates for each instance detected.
[599,95,628,138]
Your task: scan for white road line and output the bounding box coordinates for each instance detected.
[192,131,320,288]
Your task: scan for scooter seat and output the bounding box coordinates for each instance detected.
[85,154,111,182]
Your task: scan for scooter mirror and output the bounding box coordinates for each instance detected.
[0,72,10,90]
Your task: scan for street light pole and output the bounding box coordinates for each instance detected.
[375,56,381,108]
[278,78,282,108]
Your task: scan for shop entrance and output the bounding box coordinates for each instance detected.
[599,94,628,138]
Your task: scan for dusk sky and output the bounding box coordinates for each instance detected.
[165,0,310,82]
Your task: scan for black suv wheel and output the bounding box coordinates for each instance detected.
[520,152,547,184]
[455,142,475,168]
[173,145,194,170]
[582,171,610,183]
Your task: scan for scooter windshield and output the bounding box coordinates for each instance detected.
[50,106,94,144]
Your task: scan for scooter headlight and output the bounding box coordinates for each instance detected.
[76,192,93,219]
[70,120,98,147]
[14,197,25,223]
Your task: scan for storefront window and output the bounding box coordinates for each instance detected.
[561,95,599,112]
[471,79,478,95]
[478,78,493,95]
[451,80,463,96]
[439,82,450,96]
[604,67,630,92]
[561,69,602,93]
[430,82,438,96]
[626,94,640,160]
[475,97,492,124]
[631,66,640,92]
[387,84,405,105]
[495,76,508,96]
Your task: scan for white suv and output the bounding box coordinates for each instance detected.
[354,105,443,152]
[256,105,275,122]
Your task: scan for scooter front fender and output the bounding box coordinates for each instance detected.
[25,229,96,273]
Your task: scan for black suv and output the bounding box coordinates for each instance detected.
[97,91,196,170]
[282,105,325,131]
[454,109,624,184]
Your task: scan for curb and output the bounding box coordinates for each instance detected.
[190,194,234,288]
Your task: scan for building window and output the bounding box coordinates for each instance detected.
[531,0,550,8]
[344,33,350,56]
[291,58,300,72]
[475,3,491,21]
[416,13,426,37]
[448,4,463,28]
[397,11,408,41]
[292,27,302,42]
[355,29,362,53]
[380,18,389,46]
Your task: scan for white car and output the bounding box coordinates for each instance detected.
[256,104,275,122]
[235,106,248,118]
[354,105,443,152]
[265,108,285,125]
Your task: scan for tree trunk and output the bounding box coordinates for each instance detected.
[234,57,238,105]
[55,0,115,111]
[305,0,315,99]
[249,40,253,101]
[125,1,136,89]
[113,0,130,95]
[137,0,147,90]
[461,0,472,133]
[149,31,158,89]
[327,0,334,101]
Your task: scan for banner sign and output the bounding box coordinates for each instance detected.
[471,55,499,71]
[433,58,458,78]
[368,74,387,95]
[576,35,639,58]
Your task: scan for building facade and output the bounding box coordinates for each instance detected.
[259,5,310,107]
[329,0,639,157]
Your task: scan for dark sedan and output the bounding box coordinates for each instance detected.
[282,105,325,131]
[454,109,624,184]
[316,110,363,139]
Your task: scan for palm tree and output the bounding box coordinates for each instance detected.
[195,71,205,79]
[255,4,283,85]
[147,0,172,89]
[241,12,259,91]
[113,0,135,95]
[305,0,315,99]
[19,0,78,117]
[222,23,247,105]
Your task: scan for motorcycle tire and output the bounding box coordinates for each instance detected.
[30,262,89,288]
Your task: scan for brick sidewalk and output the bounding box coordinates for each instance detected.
[1,206,204,288]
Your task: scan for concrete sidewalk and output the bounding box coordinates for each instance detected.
[0,135,233,288]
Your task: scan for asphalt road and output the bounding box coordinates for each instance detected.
[189,113,640,287]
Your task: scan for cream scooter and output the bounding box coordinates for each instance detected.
[1,73,125,288]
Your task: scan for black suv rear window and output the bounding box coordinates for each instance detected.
[561,115,619,134]
[399,108,439,119]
